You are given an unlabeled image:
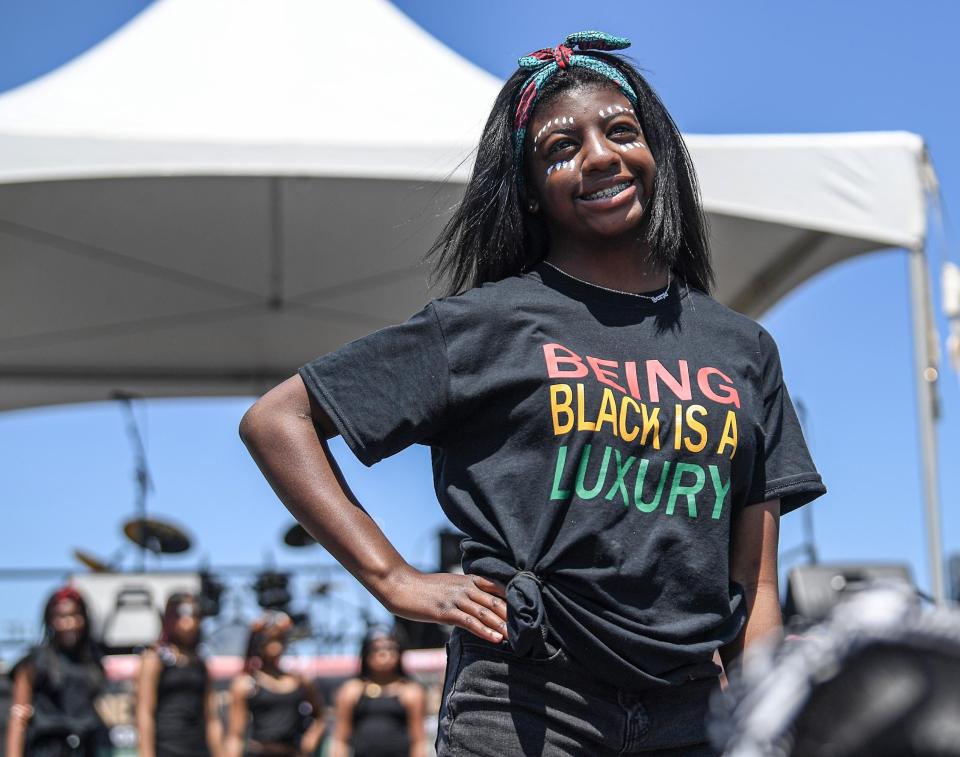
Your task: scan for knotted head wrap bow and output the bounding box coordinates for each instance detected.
[513,31,639,180]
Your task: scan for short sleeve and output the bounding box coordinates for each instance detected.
[298,302,449,466]
[749,329,827,514]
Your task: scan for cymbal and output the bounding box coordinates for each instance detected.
[122,518,191,554]
[283,522,316,548]
[72,548,111,573]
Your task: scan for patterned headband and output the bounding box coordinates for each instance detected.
[512,31,638,181]
[52,586,83,605]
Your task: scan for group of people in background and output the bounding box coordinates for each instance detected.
[6,586,425,757]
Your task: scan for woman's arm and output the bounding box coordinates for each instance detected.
[401,681,427,757]
[203,666,224,757]
[6,664,33,757]
[136,650,161,757]
[720,498,782,670]
[224,677,250,757]
[298,674,326,756]
[239,375,508,641]
[327,679,361,757]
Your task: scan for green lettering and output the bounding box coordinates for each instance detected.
[665,463,706,517]
[604,449,636,505]
[709,465,730,519]
[634,459,671,513]
[550,445,570,501]
[575,444,611,500]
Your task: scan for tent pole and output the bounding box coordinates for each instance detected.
[908,244,945,603]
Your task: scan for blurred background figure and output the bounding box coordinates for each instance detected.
[225,611,324,757]
[136,592,221,757]
[330,626,426,757]
[6,586,111,757]
[712,584,960,756]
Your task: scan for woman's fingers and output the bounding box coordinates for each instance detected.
[467,585,508,624]
[471,575,507,598]
[454,595,506,642]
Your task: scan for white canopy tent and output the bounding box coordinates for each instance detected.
[0,0,942,596]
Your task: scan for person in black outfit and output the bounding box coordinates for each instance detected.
[136,593,222,757]
[6,586,111,757]
[225,612,324,757]
[329,627,426,757]
[240,29,826,756]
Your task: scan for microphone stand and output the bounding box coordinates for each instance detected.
[113,391,154,572]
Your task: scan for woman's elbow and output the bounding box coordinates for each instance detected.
[238,398,272,447]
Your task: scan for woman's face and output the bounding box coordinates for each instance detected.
[49,598,85,650]
[524,83,656,246]
[261,630,286,663]
[366,637,400,676]
[171,600,201,646]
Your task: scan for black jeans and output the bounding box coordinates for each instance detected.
[436,628,720,757]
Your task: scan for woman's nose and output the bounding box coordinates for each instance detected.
[580,131,620,174]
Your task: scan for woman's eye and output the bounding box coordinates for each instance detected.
[610,124,638,138]
[547,139,575,155]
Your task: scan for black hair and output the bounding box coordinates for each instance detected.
[359,626,406,681]
[427,51,713,296]
[243,610,292,673]
[36,586,103,689]
[42,586,93,650]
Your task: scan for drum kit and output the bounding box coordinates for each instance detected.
[72,517,318,573]
[57,393,362,653]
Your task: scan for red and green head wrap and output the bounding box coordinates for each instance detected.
[513,31,637,179]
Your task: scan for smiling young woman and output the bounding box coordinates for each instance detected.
[239,31,825,756]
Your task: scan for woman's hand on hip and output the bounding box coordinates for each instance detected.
[383,568,508,643]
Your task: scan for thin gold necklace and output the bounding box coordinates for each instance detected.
[543,261,672,303]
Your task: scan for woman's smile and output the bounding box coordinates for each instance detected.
[577,178,637,206]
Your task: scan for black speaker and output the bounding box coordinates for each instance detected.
[784,563,914,623]
[253,570,291,611]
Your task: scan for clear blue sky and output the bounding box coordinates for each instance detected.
[1,1,958,654]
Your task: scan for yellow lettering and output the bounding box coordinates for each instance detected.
[717,410,738,459]
[576,383,597,431]
[640,404,660,450]
[550,384,574,434]
[673,403,683,450]
[596,388,619,435]
[620,397,641,442]
[684,405,708,453]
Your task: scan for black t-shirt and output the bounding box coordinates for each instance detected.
[154,647,209,757]
[12,645,108,756]
[299,262,826,689]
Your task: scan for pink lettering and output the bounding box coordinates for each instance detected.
[586,356,626,394]
[624,361,642,400]
[697,367,740,408]
[647,360,692,403]
[543,343,588,378]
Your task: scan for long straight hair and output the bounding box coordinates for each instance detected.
[428,51,712,296]
[40,586,103,689]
